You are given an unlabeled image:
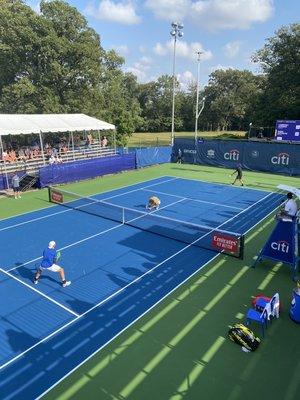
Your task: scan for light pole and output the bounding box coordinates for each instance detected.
[170,22,183,146]
[194,51,206,141]
[195,51,202,140]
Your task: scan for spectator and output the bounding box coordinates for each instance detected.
[85,133,93,149]
[18,148,26,161]
[101,136,108,147]
[12,173,21,199]
[49,154,55,164]
[2,150,8,162]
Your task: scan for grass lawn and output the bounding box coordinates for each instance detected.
[1,163,299,400]
[127,131,247,147]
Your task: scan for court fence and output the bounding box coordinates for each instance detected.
[172,138,300,176]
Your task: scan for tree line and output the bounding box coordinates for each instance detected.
[0,0,299,144]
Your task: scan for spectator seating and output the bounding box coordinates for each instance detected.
[0,141,116,175]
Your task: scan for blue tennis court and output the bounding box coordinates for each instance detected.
[0,176,283,399]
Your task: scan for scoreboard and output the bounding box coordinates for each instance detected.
[275,120,300,142]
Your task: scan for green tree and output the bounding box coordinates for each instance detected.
[137,75,183,132]
[203,69,263,130]
[0,0,104,114]
[252,23,300,124]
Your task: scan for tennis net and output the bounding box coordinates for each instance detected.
[48,186,244,258]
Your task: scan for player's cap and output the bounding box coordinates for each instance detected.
[48,241,56,249]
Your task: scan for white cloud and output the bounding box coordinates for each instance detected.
[145,0,189,21]
[145,0,274,31]
[177,70,196,90]
[222,41,242,58]
[26,1,40,13]
[190,0,274,31]
[125,56,153,82]
[210,64,234,73]
[112,44,130,55]
[85,1,141,25]
[153,40,213,61]
[153,42,168,56]
[125,66,148,81]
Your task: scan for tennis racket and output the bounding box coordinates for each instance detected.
[56,251,61,261]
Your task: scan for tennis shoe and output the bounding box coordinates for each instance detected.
[62,281,71,287]
[33,279,38,285]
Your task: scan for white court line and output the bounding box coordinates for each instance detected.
[0,176,178,232]
[6,224,125,272]
[174,176,271,193]
[99,177,179,201]
[142,188,244,210]
[6,197,185,273]
[0,175,175,222]
[0,188,276,373]
[0,268,79,317]
[37,193,284,399]
[100,199,242,236]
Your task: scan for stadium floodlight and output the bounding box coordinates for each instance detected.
[170,21,184,147]
[195,51,205,141]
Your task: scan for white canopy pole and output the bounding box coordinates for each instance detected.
[0,136,9,189]
[39,131,46,166]
[113,130,116,155]
[98,130,101,157]
[71,132,75,160]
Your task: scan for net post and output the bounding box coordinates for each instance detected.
[122,208,125,224]
[48,186,52,203]
[239,235,245,259]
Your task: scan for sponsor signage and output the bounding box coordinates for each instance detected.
[270,240,290,253]
[256,219,295,266]
[183,149,197,154]
[212,233,239,255]
[207,149,215,158]
[50,190,64,203]
[224,149,239,161]
[271,152,290,165]
[275,120,300,142]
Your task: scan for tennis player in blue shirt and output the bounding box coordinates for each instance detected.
[33,241,71,287]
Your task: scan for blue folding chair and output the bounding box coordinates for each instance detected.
[255,293,280,324]
[246,305,270,337]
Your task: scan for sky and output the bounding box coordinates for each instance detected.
[27,0,300,89]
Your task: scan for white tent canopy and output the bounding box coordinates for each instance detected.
[0,113,115,136]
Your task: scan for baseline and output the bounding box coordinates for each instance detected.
[0,188,274,372]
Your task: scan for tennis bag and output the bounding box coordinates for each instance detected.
[228,323,260,351]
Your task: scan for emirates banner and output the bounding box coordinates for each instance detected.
[172,138,300,176]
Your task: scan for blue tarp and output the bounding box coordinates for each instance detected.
[173,138,300,175]
[39,154,136,187]
[136,146,171,167]
[1,147,171,190]
[0,170,26,191]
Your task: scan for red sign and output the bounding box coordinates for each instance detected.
[212,233,238,254]
[50,190,63,204]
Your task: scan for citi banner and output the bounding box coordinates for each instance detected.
[172,139,300,175]
[259,219,296,266]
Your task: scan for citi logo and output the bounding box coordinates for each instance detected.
[271,153,290,165]
[224,149,239,161]
[271,240,289,253]
[184,149,196,154]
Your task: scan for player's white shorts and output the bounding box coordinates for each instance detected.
[41,264,61,272]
